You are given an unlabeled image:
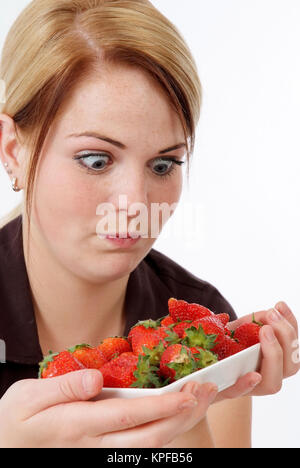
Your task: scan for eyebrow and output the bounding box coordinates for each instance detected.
[67,132,186,154]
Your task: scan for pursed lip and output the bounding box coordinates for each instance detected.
[100,233,147,239]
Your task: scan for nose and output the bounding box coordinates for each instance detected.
[108,169,149,218]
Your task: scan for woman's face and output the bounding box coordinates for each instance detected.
[30,64,187,283]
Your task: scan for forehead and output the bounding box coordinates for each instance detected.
[55,64,184,143]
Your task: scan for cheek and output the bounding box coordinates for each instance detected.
[32,158,102,238]
[147,173,183,232]
[149,173,183,205]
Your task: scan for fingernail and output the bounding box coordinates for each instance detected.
[208,385,219,401]
[192,383,218,401]
[250,375,262,387]
[269,308,282,323]
[82,372,96,395]
[191,383,203,399]
[263,326,276,343]
[178,398,198,411]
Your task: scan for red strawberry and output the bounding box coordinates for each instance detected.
[224,327,233,337]
[212,335,246,360]
[172,321,194,338]
[39,350,85,379]
[162,320,195,346]
[100,352,139,388]
[215,313,230,327]
[100,352,160,388]
[159,344,197,383]
[128,319,158,345]
[160,315,175,327]
[68,344,107,369]
[233,314,262,348]
[98,337,131,361]
[186,303,213,321]
[182,316,225,352]
[155,326,169,342]
[168,298,190,322]
[128,320,166,361]
[131,331,165,356]
[168,298,213,322]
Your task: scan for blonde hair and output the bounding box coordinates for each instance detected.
[0,0,202,236]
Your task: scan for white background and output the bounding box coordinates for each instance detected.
[0,0,299,448]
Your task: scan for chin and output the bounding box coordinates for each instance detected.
[73,250,142,284]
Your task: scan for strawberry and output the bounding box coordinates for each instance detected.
[131,331,165,358]
[68,344,107,369]
[100,352,139,388]
[172,321,194,338]
[100,352,160,388]
[168,298,189,322]
[212,335,246,361]
[182,316,225,352]
[168,298,213,322]
[98,337,131,361]
[128,320,167,362]
[162,321,195,346]
[39,350,85,379]
[215,313,230,327]
[186,303,213,321]
[159,344,197,383]
[160,315,175,327]
[128,319,158,345]
[233,314,263,348]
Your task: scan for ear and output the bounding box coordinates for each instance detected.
[0,114,26,190]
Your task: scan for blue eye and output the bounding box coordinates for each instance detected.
[151,158,185,178]
[73,153,185,178]
[75,153,110,172]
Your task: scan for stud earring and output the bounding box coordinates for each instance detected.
[4,162,12,175]
[12,177,21,192]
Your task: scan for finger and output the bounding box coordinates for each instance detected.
[64,385,199,437]
[251,325,284,396]
[275,302,298,337]
[99,383,218,448]
[227,310,268,331]
[3,370,103,420]
[263,308,299,378]
[214,372,262,402]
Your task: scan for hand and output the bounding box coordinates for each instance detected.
[214,301,299,402]
[0,369,218,448]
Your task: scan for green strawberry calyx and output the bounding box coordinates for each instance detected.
[166,346,198,380]
[131,355,161,388]
[68,344,92,353]
[38,350,59,378]
[164,328,182,344]
[192,348,218,369]
[252,313,264,327]
[141,341,165,366]
[181,325,218,351]
[130,319,158,331]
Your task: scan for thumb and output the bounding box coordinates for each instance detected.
[7,369,103,419]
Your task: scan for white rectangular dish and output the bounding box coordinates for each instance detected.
[95,343,261,400]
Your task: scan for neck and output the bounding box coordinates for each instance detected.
[23,217,129,355]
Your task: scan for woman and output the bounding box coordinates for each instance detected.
[0,0,298,448]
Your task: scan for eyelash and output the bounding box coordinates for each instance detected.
[73,153,185,180]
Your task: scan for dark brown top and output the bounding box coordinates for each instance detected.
[0,216,237,398]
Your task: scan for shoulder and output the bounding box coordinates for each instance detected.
[143,248,238,321]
